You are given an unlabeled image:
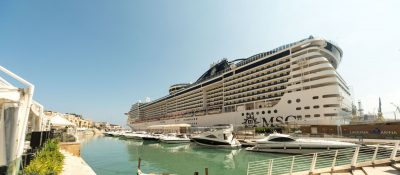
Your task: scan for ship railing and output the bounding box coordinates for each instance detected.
[246,141,400,175]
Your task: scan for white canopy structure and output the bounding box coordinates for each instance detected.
[0,66,34,175]
[29,101,50,132]
[50,115,76,127]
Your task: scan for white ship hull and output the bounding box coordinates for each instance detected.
[127,37,352,131]
[128,85,351,130]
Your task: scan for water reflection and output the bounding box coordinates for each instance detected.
[81,136,283,175]
[125,141,254,175]
[160,143,191,153]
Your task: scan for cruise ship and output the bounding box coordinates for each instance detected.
[126,36,352,130]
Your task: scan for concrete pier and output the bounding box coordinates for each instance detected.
[60,150,96,175]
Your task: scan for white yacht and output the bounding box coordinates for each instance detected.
[246,132,357,154]
[191,124,241,148]
[160,133,191,144]
[142,133,163,141]
[123,131,147,140]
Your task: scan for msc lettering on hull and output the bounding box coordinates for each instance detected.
[243,115,298,127]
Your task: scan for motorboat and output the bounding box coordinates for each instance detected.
[191,124,241,148]
[123,131,147,140]
[246,132,357,154]
[103,131,115,136]
[160,133,191,144]
[142,133,163,141]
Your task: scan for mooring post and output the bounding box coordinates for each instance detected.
[372,145,379,165]
[351,147,360,170]
[138,157,141,169]
[205,168,208,175]
[390,141,400,164]
[309,153,318,175]
[194,172,198,175]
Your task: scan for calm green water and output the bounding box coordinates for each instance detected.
[80,136,283,175]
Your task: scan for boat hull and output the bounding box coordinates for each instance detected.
[192,138,240,148]
[160,139,191,144]
[246,147,351,154]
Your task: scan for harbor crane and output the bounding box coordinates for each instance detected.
[391,103,400,120]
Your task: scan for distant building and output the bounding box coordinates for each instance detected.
[109,124,122,130]
[64,114,93,128]
[93,122,122,131]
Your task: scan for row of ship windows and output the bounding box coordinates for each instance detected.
[225,85,286,100]
[242,110,279,116]
[225,93,284,106]
[183,117,198,121]
[295,104,339,110]
[287,94,339,104]
[304,113,338,118]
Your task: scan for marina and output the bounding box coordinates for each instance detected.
[80,135,283,175]
[2,1,400,174]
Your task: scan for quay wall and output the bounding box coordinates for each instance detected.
[299,121,400,139]
[59,142,81,156]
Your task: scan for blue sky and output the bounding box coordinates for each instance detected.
[1,0,400,126]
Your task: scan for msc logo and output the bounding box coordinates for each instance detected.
[242,115,298,127]
[242,113,260,128]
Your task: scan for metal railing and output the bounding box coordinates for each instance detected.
[247,141,400,175]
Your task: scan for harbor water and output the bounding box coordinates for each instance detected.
[80,136,283,175]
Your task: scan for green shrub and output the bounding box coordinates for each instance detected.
[24,139,64,175]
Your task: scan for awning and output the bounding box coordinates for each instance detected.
[50,115,76,127]
[30,101,43,117]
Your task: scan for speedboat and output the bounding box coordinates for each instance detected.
[246,132,357,154]
[142,133,163,141]
[103,131,115,136]
[160,133,191,144]
[191,124,241,148]
[123,131,147,140]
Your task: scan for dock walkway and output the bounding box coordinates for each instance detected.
[61,150,96,175]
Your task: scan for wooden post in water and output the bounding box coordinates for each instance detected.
[137,157,141,175]
[193,172,198,175]
[205,168,208,175]
[138,157,141,169]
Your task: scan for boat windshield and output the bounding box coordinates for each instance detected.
[268,137,295,142]
[206,135,218,138]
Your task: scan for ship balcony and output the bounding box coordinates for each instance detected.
[224,71,290,94]
[224,60,291,87]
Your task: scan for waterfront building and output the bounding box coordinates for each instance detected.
[93,122,122,131]
[63,114,93,129]
[126,36,352,130]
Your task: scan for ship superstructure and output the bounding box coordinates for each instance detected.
[126,36,352,130]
